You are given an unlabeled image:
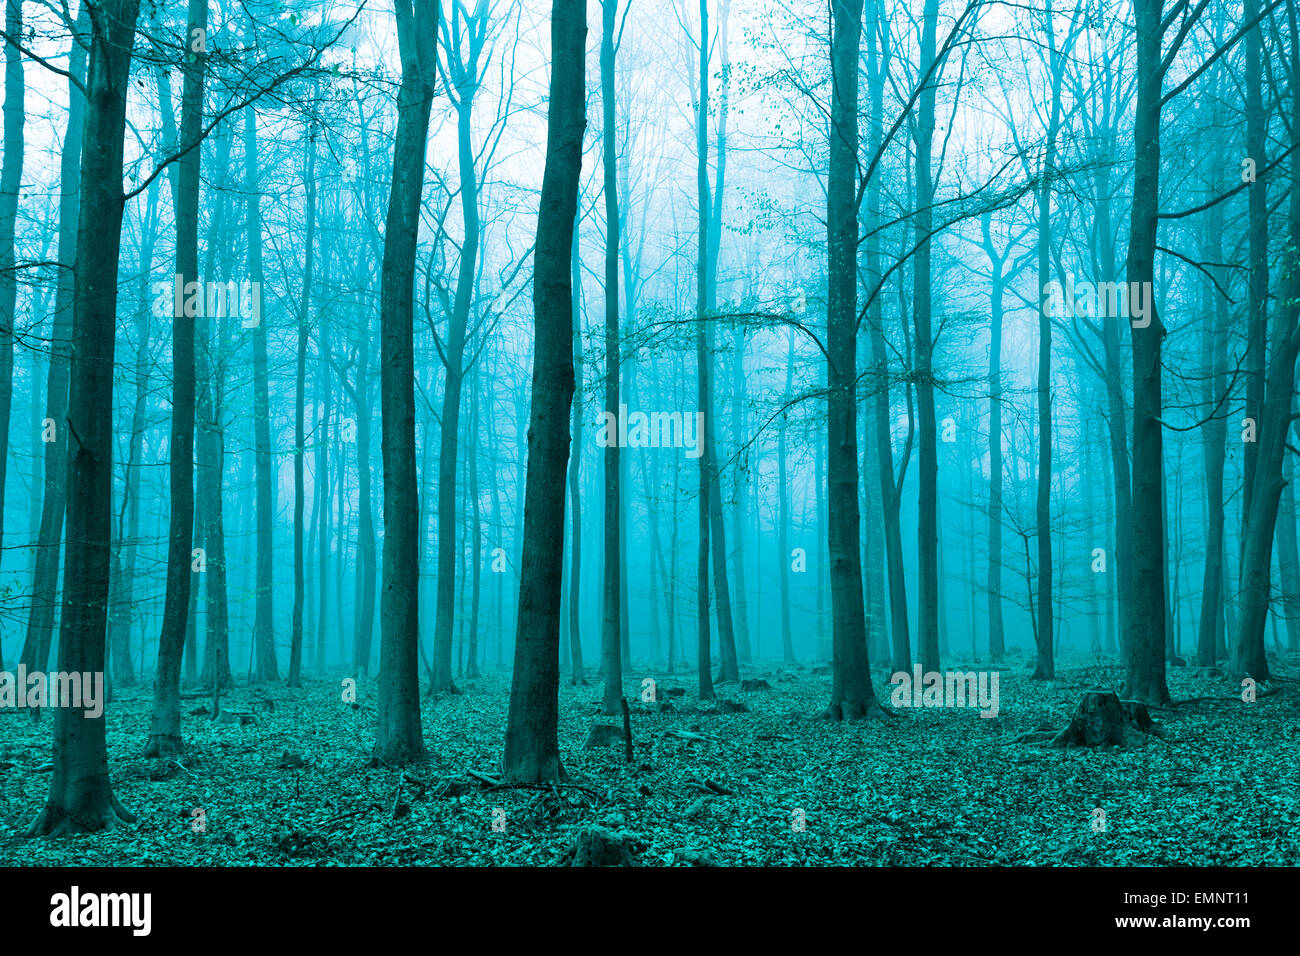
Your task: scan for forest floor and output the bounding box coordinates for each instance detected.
[2,650,1298,865]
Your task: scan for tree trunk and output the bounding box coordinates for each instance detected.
[109,179,159,689]
[0,0,23,601]
[778,330,795,665]
[245,103,277,682]
[353,346,377,676]
[147,0,208,758]
[315,319,332,673]
[373,0,437,766]
[1232,31,1300,681]
[600,0,623,715]
[432,49,484,694]
[288,123,316,689]
[1033,7,1062,680]
[1123,0,1171,706]
[1276,452,1300,652]
[1196,196,1228,667]
[1241,0,1267,528]
[197,126,233,693]
[913,0,940,676]
[468,368,482,679]
[27,0,141,836]
[501,0,585,784]
[714,0,749,669]
[20,5,88,680]
[823,0,884,720]
[987,244,1006,662]
[567,209,586,683]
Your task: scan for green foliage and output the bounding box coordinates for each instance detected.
[1,658,1297,865]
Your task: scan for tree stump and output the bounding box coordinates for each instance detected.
[1050,691,1164,748]
[557,826,642,866]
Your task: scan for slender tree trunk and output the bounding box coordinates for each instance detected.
[824,0,883,720]
[373,0,437,765]
[914,0,941,675]
[1124,0,1171,705]
[987,245,1006,662]
[1276,452,1300,652]
[197,126,233,693]
[862,354,888,666]
[27,0,141,835]
[315,322,332,673]
[778,330,795,665]
[1195,198,1228,667]
[432,65,483,695]
[353,354,377,677]
[567,209,586,683]
[21,6,88,680]
[694,0,716,701]
[714,0,749,668]
[865,0,909,676]
[288,124,317,689]
[468,368,482,678]
[502,0,585,784]
[1241,0,1267,528]
[245,105,277,682]
[1091,156,1136,661]
[109,180,159,689]
[0,0,23,595]
[147,0,208,757]
[1033,10,1062,680]
[600,0,623,715]
[1232,24,1300,681]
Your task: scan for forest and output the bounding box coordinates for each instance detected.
[0,0,1297,869]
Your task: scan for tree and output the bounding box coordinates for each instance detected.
[196,121,235,693]
[1232,4,1300,680]
[108,177,162,690]
[20,3,88,682]
[977,211,1031,663]
[147,0,209,758]
[865,0,912,676]
[601,0,624,716]
[823,0,886,721]
[567,206,587,684]
[1031,0,1073,681]
[1196,170,1229,668]
[289,119,318,689]
[0,0,23,603]
[777,329,796,666]
[27,0,142,835]
[374,0,439,766]
[430,0,493,695]
[245,96,278,682]
[501,0,585,784]
[913,0,941,676]
[692,0,738,693]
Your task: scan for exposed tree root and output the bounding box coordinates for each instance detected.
[26,794,136,837]
[367,741,429,768]
[819,697,895,721]
[501,754,567,785]
[142,734,183,759]
[1049,691,1165,748]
